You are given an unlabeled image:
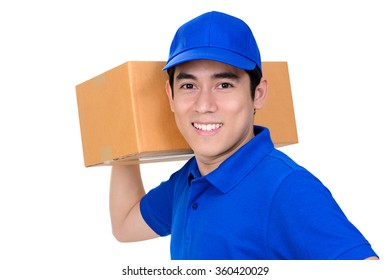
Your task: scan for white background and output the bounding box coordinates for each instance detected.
[1,0,389,279]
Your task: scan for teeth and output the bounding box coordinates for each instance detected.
[193,123,222,132]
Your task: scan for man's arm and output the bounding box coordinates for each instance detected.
[109,165,159,242]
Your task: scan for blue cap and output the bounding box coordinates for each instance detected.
[163,11,262,71]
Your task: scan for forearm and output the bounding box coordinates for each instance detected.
[109,164,145,240]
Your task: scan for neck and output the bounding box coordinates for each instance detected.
[196,156,226,176]
[195,131,255,176]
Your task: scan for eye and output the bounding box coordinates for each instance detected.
[180,83,195,89]
[218,82,233,89]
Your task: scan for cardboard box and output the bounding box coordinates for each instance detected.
[76,61,298,167]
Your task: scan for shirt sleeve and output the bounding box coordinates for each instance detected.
[140,180,174,237]
[267,170,378,260]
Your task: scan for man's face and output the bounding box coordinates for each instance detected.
[166,60,267,174]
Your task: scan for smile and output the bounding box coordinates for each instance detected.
[193,123,223,132]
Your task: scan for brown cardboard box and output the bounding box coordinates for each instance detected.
[76,61,298,167]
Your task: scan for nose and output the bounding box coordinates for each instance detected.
[193,89,217,113]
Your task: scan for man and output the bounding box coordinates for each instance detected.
[109,11,378,260]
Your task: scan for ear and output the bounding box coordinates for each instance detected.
[254,78,268,109]
[165,80,175,112]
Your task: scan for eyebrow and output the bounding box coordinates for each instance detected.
[175,71,240,81]
[176,72,196,81]
[214,72,240,80]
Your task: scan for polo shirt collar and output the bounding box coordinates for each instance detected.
[188,126,274,193]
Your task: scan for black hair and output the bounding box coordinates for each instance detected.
[167,66,262,99]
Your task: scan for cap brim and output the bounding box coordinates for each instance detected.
[163,47,257,71]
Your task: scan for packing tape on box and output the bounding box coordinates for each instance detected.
[100,146,113,164]
[93,74,105,86]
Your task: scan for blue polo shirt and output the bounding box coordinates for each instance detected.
[140,126,377,259]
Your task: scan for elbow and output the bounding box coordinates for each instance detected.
[111,227,132,243]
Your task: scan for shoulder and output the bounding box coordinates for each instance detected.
[267,149,306,172]
[260,149,332,206]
